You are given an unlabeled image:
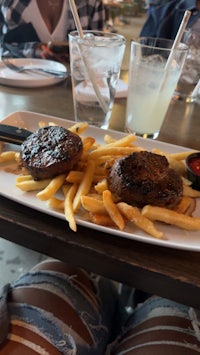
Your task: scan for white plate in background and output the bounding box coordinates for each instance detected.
[0,59,67,88]
[0,111,199,251]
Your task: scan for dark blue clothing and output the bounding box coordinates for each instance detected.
[140,0,200,39]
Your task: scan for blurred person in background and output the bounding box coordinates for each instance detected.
[0,0,105,61]
[140,0,200,39]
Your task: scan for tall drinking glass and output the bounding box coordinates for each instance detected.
[125,37,188,139]
[174,29,200,103]
[69,30,126,129]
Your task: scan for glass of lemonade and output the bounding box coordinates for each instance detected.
[69,30,125,129]
[125,37,188,139]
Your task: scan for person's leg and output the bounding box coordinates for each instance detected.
[0,259,126,354]
[109,295,200,354]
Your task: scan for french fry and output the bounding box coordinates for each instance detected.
[68,122,89,135]
[94,156,114,166]
[66,171,84,184]
[80,138,96,161]
[151,148,195,162]
[0,151,17,163]
[105,134,137,147]
[16,178,51,191]
[104,134,116,144]
[117,202,164,239]
[38,121,47,128]
[93,175,107,183]
[16,175,33,182]
[172,196,196,216]
[152,148,167,156]
[81,195,106,214]
[151,149,186,175]
[94,166,105,176]
[89,146,143,159]
[89,134,137,158]
[64,183,78,232]
[183,185,200,198]
[39,121,88,134]
[82,136,96,151]
[48,121,57,126]
[151,148,197,161]
[36,174,67,201]
[182,176,192,186]
[15,152,21,164]
[184,198,196,216]
[168,150,197,161]
[89,212,116,227]
[142,205,200,231]
[103,190,125,230]
[73,159,95,212]
[75,160,88,171]
[167,157,186,175]
[66,170,103,184]
[94,178,108,194]
[62,184,71,196]
[48,197,64,210]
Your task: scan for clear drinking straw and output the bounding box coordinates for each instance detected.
[159,10,191,92]
[191,79,200,100]
[68,0,109,114]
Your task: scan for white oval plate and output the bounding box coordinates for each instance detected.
[0,111,200,251]
[0,58,67,88]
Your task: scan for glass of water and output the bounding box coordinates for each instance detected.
[69,30,126,129]
[174,29,200,103]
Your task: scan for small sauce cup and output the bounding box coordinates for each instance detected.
[186,152,200,191]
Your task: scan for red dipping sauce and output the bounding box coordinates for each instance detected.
[188,156,200,176]
[186,152,200,191]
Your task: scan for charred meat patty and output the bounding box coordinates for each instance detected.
[21,126,83,180]
[107,151,183,208]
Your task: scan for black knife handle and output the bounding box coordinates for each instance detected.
[0,124,32,145]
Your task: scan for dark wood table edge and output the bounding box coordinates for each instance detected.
[1,195,200,308]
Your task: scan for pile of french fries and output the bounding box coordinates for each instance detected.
[1,121,200,240]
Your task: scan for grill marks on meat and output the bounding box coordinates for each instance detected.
[107,151,183,208]
[21,126,83,180]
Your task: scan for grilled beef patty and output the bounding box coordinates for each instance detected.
[107,151,183,208]
[21,126,83,180]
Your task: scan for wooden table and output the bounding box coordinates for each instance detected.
[0,72,200,308]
